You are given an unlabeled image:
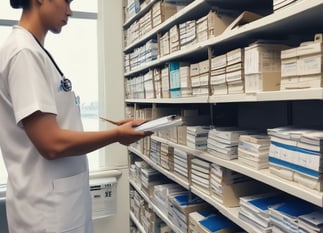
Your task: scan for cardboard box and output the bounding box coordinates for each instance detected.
[190,63,200,76]
[245,72,281,93]
[160,31,170,56]
[211,54,227,70]
[225,69,244,83]
[210,72,226,85]
[281,47,298,77]
[207,10,235,38]
[210,167,270,207]
[244,43,286,75]
[211,83,228,95]
[199,59,210,74]
[152,1,177,28]
[227,80,244,94]
[226,48,244,66]
[169,24,180,52]
[161,67,170,98]
[297,52,323,76]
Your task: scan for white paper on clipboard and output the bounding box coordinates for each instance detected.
[134,115,183,132]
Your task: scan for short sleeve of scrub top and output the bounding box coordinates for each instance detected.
[8,48,58,126]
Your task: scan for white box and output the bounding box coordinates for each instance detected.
[90,177,117,219]
[211,83,228,95]
[199,59,209,74]
[245,72,281,93]
[226,69,244,83]
[211,54,226,70]
[226,48,244,66]
[210,72,226,85]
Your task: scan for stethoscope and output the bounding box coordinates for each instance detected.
[32,34,72,92]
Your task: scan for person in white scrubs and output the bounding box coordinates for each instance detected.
[0,0,152,232]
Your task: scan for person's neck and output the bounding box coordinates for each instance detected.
[19,13,47,46]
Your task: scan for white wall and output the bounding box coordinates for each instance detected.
[94,1,130,233]
[93,168,130,233]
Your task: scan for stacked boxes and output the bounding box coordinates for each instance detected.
[130,75,144,99]
[210,164,265,207]
[140,206,161,233]
[159,31,170,57]
[153,68,162,98]
[150,139,161,165]
[226,48,245,94]
[189,210,240,233]
[169,25,180,53]
[196,14,209,43]
[210,54,227,95]
[125,0,140,22]
[130,189,145,223]
[186,126,211,150]
[145,39,159,63]
[125,21,140,46]
[139,10,152,38]
[141,166,168,197]
[161,66,170,98]
[180,64,192,97]
[169,62,181,98]
[196,10,234,43]
[173,148,190,181]
[125,39,158,72]
[190,62,200,96]
[160,143,174,171]
[280,47,298,89]
[152,1,178,28]
[198,59,210,96]
[179,20,196,49]
[153,183,185,215]
[124,53,131,73]
[244,42,288,93]
[189,59,209,96]
[144,70,155,99]
[281,34,323,89]
[191,158,211,193]
[168,192,209,233]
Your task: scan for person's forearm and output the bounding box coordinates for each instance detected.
[46,128,121,159]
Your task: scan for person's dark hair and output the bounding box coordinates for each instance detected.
[10,0,30,9]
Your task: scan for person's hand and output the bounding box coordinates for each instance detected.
[116,119,153,146]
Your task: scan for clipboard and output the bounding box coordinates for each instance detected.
[134,115,183,132]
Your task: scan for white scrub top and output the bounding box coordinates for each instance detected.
[0,26,93,233]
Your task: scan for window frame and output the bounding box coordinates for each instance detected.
[0,7,106,186]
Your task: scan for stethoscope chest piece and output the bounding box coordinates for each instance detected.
[61,78,72,92]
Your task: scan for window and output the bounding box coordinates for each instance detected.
[0,1,100,185]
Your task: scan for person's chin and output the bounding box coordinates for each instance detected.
[50,28,62,34]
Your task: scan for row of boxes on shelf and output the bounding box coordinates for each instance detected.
[159,10,235,56]
[130,187,175,233]
[267,126,323,192]
[125,33,323,98]
[124,0,194,47]
[124,0,300,46]
[131,144,270,208]
[124,9,237,73]
[128,105,323,191]
[130,157,323,233]
[129,159,244,232]
[238,191,323,233]
[131,111,323,193]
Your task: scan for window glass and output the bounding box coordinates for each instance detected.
[0,1,21,20]
[46,17,100,171]
[71,0,98,13]
[0,1,100,184]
